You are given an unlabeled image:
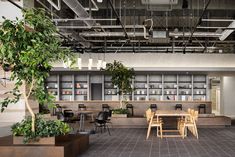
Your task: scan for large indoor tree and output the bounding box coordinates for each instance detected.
[104,60,135,108]
[0,8,74,132]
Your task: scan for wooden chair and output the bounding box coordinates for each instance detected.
[177,108,192,130]
[180,110,199,139]
[146,109,163,139]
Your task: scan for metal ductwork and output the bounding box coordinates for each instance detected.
[63,0,96,27]
[79,31,222,38]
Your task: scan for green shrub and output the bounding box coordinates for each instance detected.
[112,108,129,114]
[11,115,71,143]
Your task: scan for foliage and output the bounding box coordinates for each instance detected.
[0,8,74,112]
[103,60,135,108]
[112,108,129,114]
[103,60,135,95]
[11,115,71,143]
[39,104,50,114]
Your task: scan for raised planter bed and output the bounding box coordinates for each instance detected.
[13,136,55,145]
[0,134,89,157]
[112,114,127,118]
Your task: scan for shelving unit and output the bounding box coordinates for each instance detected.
[104,75,119,101]
[178,75,193,101]
[134,75,147,101]
[193,75,207,101]
[45,73,209,101]
[74,75,88,101]
[163,75,177,100]
[45,74,59,101]
[149,75,162,101]
[60,75,73,101]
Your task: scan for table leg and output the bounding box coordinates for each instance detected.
[79,114,84,132]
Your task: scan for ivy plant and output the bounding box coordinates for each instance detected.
[103,60,135,108]
[0,8,74,133]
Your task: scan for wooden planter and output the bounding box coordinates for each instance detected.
[112,114,127,118]
[13,136,55,145]
[0,134,89,157]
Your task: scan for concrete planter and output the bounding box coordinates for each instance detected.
[112,114,127,118]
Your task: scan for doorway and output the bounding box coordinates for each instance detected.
[210,77,221,115]
[91,83,102,100]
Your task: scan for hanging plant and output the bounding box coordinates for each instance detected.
[0,8,75,135]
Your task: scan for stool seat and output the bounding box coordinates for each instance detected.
[126,104,134,117]
[198,104,206,114]
[150,104,157,112]
[175,104,182,110]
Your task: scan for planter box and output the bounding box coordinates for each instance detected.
[0,134,89,157]
[13,136,55,145]
[112,114,127,118]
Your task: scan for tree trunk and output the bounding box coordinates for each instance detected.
[23,92,35,132]
[120,92,124,108]
[23,80,36,132]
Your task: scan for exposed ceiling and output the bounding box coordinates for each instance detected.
[35,0,235,53]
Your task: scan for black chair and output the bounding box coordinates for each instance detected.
[175,104,182,110]
[102,104,110,112]
[150,104,157,112]
[102,104,112,117]
[57,112,65,121]
[63,109,77,123]
[94,111,111,135]
[52,104,62,116]
[78,104,87,110]
[198,104,206,114]
[126,104,134,117]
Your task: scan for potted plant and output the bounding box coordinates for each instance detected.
[0,8,74,143]
[103,61,135,117]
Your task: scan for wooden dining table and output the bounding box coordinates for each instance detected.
[155,110,190,138]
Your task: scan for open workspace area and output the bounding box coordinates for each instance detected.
[0,0,235,157]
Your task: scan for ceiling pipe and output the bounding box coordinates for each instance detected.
[79,31,221,38]
[219,21,235,41]
[202,19,235,22]
[53,18,117,22]
[86,39,235,43]
[107,0,129,40]
[56,25,144,29]
[84,0,99,11]
[46,0,61,10]
[183,0,212,50]
[62,0,96,27]
[100,46,217,49]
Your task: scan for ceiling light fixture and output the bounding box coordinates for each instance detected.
[63,60,67,68]
[77,57,82,70]
[97,59,102,70]
[63,58,72,68]
[102,61,106,69]
[88,58,93,70]
[97,0,103,3]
